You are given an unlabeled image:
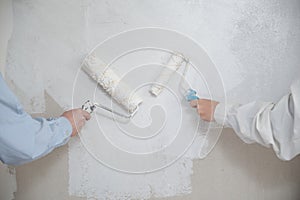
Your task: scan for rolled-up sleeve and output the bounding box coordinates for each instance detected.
[214,79,300,161]
[0,74,72,166]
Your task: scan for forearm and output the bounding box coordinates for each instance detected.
[0,106,93,166]
[29,116,72,158]
[214,80,300,160]
[214,101,275,145]
[0,114,72,166]
[0,69,89,166]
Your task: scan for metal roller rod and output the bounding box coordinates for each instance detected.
[94,103,137,119]
[82,100,137,119]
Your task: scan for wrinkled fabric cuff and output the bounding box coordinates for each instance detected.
[52,117,72,147]
[214,102,226,126]
[58,116,72,136]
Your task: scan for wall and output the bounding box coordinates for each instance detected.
[0,1,17,200]
[1,0,300,199]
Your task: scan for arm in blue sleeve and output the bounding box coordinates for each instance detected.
[0,74,73,166]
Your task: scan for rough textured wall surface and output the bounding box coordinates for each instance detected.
[4,0,300,200]
[0,1,17,200]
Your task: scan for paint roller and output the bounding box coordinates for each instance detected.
[150,52,218,132]
[150,52,187,96]
[81,53,142,117]
[150,52,195,99]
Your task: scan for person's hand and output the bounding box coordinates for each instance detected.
[61,108,91,137]
[190,99,219,122]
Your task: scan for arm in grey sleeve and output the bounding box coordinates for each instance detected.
[214,80,300,161]
[0,74,73,166]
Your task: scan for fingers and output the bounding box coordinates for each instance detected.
[75,109,91,130]
[72,111,87,136]
[72,109,91,121]
[81,110,91,121]
[61,108,92,137]
[190,100,198,108]
[75,118,85,132]
[189,99,219,122]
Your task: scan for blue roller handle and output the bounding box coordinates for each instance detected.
[185,89,199,102]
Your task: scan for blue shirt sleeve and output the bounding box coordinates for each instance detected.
[0,74,73,166]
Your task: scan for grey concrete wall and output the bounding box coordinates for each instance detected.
[0,1,16,200]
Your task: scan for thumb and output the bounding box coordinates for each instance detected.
[189,100,198,108]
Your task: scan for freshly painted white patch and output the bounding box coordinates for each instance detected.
[69,137,193,200]
[70,42,221,198]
